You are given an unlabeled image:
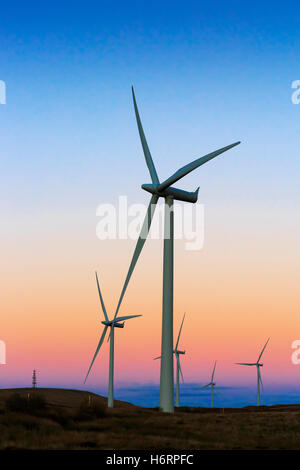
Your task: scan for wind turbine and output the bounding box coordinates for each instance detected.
[199,361,220,408]
[154,313,186,408]
[174,314,186,408]
[112,87,240,412]
[84,271,141,408]
[235,337,270,407]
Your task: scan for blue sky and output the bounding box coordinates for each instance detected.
[1,0,300,215]
[1,1,300,405]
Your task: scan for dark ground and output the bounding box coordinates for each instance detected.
[0,388,300,450]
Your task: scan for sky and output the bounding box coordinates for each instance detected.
[1,1,300,407]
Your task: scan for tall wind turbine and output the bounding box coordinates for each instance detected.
[112,87,240,412]
[154,313,186,408]
[236,337,270,407]
[199,361,220,408]
[84,271,141,408]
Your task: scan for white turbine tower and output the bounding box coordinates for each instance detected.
[199,361,220,408]
[112,87,240,412]
[84,272,141,408]
[235,337,270,407]
[154,313,186,408]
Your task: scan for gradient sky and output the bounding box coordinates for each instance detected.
[1,1,300,403]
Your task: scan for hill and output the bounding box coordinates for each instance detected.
[0,387,135,410]
[0,388,300,450]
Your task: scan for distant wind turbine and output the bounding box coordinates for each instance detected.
[199,361,221,408]
[174,314,186,408]
[235,337,270,407]
[84,272,141,408]
[112,87,240,412]
[154,313,186,408]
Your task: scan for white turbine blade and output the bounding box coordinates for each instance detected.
[114,314,142,322]
[211,360,217,382]
[214,386,225,398]
[157,142,240,192]
[235,363,256,366]
[95,271,108,322]
[175,313,186,350]
[84,325,108,383]
[178,356,184,383]
[257,337,270,362]
[113,194,159,321]
[258,367,264,390]
[199,383,211,389]
[153,355,161,360]
[132,87,160,184]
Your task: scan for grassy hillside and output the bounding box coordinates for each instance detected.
[0,388,300,450]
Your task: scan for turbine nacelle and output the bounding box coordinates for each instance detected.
[174,349,185,355]
[142,183,199,203]
[101,320,124,328]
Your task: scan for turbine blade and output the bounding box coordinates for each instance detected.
[211,360,217,382]
[235,363,256,366]
[113,194,159,320]
[214,386,224,398]
[199,384,211,389]
[157,142,240,192]
[132,87,159,184]
[178,356,184,383]
[153,356,161,360]
[257,337,270,362]
[258,367,264,390]
[84,326,108,383]
[175,313,186,350]
[95,271,108,322]
[114,314,142,323]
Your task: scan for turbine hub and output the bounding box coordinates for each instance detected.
[176,350,185,355]
[141,183,159,194]
[142,183,199,203]
[101,320,124,328]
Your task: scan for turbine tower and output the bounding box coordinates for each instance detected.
[235,337,270,407]
[84,271,141,408]
[112,87,240,412]
[154,313,186,408]
[199,361,220,408]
